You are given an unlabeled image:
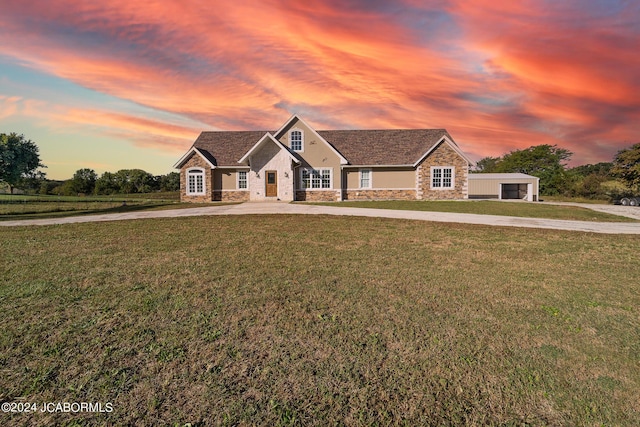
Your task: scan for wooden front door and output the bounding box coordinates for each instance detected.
[265,171,277,197]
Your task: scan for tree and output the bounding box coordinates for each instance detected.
[494,144,572,174]
[70,168,98,195]
[39,179,63,195]
[95,172,120,195]
[51,180,76,196]
[113,169,155,193]
[611,143,640,191]
[563,163,613,199]
[569,162,612,177]
[473,156,500,173]
[492,145,573,195]
[158,172,180,191]
[17,170,48,194]
[0,133,46,194]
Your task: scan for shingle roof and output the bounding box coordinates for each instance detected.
[316,129,453,166]
[191,129,457,167]
[192,131,269,166]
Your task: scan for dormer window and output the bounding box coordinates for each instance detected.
[290,129,303,152]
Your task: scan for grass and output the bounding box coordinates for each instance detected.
[0,193,230,221]
[1,215,639,426]
[0,191,180,202]
[539,196,609,204]
[307,200,636,222]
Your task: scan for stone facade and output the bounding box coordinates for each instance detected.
[343,189,417,200]
[417,142,468,200]
[180,154,213,202]
[213,191,250,202]
[295,190,340,201]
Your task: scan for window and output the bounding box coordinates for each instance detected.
[301,168,331,189]
[431,167,454,189]
[360,169,371,188]
[237,171,248,189]
[290,130,303,151]
[187,168,205,195]
[321,169,331,188]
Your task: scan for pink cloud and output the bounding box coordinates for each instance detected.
[0,0,638,169]
[445,0,640,159]
[0,96,23,120]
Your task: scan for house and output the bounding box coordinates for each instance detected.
[468,173,539,202]
[174,114,473,202]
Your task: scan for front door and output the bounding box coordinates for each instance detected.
[265,171,277,197]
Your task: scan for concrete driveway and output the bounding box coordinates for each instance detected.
[2,201,640,234]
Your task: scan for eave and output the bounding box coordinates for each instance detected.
[238,133,301,165]
[173,147,217,169]
[412,135,474,168]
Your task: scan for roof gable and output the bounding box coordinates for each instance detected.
[412,134,473,167]
[238,133,301,165]
[274,114,348,165]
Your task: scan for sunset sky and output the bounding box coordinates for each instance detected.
[1,0,638,180]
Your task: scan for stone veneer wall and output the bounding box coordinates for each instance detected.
[213,191,250,202]
[343,189,416,200]
[180,154,213,202]
[417,142,468,200]
[295,190,340,201]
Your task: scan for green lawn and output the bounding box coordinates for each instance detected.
[0,193,230,221]
[1,215,638,426]
[307,200,636,222]
[0,192,180,202]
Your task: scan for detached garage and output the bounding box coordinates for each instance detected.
[468,173,539,201]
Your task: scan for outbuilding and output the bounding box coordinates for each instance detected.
[468,173,539,201]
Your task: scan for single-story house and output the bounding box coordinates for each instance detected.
[174,114,475,202]
[468,173,540,201]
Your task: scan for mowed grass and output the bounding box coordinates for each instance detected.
[307,200,636,222]
[0,194,229,221]
[0,192,180,202]
[1,216,639,426]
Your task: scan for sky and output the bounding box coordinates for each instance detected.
[0,0,638,180]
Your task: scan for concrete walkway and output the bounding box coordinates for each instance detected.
[2,202,640,234]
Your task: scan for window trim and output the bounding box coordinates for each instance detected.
[186,167,206,195]
[430,166,455,190]
[300,167,332,190]
[359,168,372,189]
[289,129,304,152]
[237,170,248,190]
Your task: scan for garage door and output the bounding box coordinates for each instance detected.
[501,184,528,199]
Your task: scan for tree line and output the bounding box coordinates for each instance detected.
[3,132,640,198]
[474,143,640,199]
[1,133,179,195]
[41,168,180,196]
